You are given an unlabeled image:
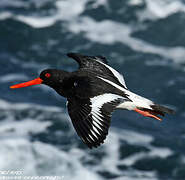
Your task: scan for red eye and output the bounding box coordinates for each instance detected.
[45,73,51,78]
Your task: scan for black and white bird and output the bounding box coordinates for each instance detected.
[10,53,174,148]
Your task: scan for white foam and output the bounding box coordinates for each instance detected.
[2,0,184,25]
[102,129,159,179]
[128,0,143,6]
[108,128,173,168]
[101,131,121,174]
[0,99,68,139]
[67,17,185,63]
[121,146,173,166]
[0,74,28,83]
[119,170,158,180]
[129,0,185,21]
[145,59,172,66]
[144,0,185,19]
[55,0,88,20]
[29,0,53,9]
[16,15,58,28]
[0,0,28,8]
[149,147,173,158]
[0,99,103,179]
[0,99,63,112]
[114,176,158,180]
[0,0,88,28]
[91,0,108,8]
[0,11,12,20]
[0,139,102,180]
[121,152,147,166]
[0,98,173,180]
[0,119,51,137]
[1,0,185,64]
[0,0,57,9]
[113,128,153,145]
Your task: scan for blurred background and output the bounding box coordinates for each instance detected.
[0,0,185,179]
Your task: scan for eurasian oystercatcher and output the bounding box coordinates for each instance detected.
[10,53,174,148]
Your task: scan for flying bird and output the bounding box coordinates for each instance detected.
[10,53,174,148]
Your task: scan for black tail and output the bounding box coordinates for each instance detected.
[150,104,175,116]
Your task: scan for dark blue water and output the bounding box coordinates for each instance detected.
[0,0,185,179]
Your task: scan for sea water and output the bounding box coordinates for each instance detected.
[0,0,185,179]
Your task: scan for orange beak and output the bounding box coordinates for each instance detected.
[10,78,43,89]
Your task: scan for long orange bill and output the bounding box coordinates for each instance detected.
[134,108,162,121]
[10,78,43,89]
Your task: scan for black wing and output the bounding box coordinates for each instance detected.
[67,52,127,89]
[67,94,123,148]
[67,52,108,69]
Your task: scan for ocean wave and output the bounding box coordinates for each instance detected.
[0,1,184,179]
[0,98,177,179]
[1,0,185,64]
[0,119,51,137]
[0,74,28,83]
[0,0,88,28]
[0,139,103,180]
[1,0,185,25]
[0,99,62,112]
[0,0,28,8]
[137,0,185,21]
[67,17,185,63]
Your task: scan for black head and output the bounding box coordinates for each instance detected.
[10,69,68,89]
[39,69,63,87]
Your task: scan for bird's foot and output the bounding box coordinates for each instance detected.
[134,108,162,121]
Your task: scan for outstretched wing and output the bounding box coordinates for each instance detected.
[67,53,127,89]
[67,93,124,148]
[67,52,108,67]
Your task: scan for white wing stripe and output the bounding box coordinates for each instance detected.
[92,111,103,120]
[89,93,123,135]
[92,117,103,130]
[98,77,153,110]
[97,60,127,88]
[90,93,123,108]
[92,125,101,135]
[90,129,99,139]
[88,134,95,142]
[93,110,102,118]
[98,77,126,92]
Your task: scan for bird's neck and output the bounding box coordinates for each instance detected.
[50,71,72,97]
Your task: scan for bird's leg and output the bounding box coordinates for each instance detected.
[134,108,162,121]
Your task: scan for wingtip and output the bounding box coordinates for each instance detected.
[67,52,80,58]
[67,52,74,57]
